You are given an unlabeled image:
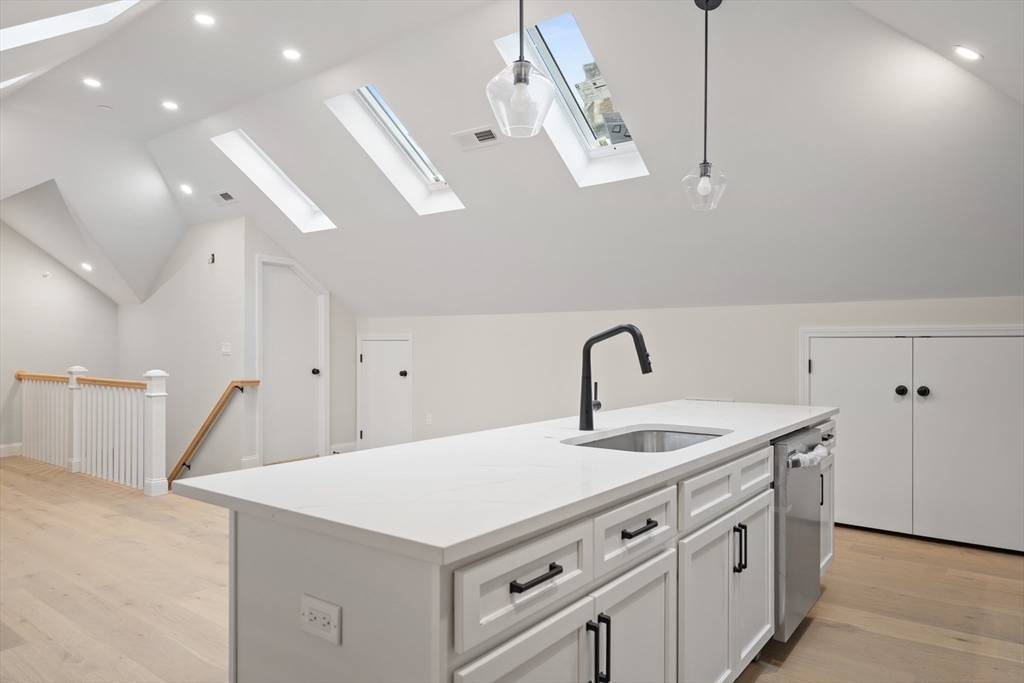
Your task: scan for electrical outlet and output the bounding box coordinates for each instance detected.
[426,412,433,426]
[221,342,231,355]
[300,594,341,644]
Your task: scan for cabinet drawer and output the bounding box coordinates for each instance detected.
[679,446,773,534]
[593,486,676,578]
[454,520,593,653]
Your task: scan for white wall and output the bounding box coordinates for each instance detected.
[0,222,119,449]
[118,218,247,476]
[358,296,1024,441]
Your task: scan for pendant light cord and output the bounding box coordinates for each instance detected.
[519,0,525,62]
[703,0,709,164]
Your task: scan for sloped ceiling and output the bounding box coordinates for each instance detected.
[2,0,1022,317]
[0,0,156,98]
[0,180,139,303]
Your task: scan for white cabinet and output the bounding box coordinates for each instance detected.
[679,490,773,683]
[809,333,1024,551]
[820,453,835,575]
[455,550,677,683]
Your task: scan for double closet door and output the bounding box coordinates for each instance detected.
[809,335,1024,551]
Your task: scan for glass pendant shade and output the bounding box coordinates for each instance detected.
[682,162,727,211]
[486,60,557,138]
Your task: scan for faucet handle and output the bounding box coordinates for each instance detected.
[592,382,602,412]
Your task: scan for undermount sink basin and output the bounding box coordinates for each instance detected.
[563,425,727,453]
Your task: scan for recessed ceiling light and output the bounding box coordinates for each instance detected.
[83,77,101,87]
[180,184,193,194]
[282,49,301,60]
[194,14,215,26]
[81,263,93,271]
[162,101,179,110]
[954,45,982,60]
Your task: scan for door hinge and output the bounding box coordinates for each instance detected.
[359,430,363,439]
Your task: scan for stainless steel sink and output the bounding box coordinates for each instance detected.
[565,427,725,453]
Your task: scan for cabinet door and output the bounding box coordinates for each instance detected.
[913,337,1024,551]
[809,337,913,533]
[730,490,774,674]
[679,512,735,683]
[820,454,835,575]
[454,598,595,683]
[591,549,676,683]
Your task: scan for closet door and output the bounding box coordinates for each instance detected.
[809,337,914,533]
[912,337,1024,551]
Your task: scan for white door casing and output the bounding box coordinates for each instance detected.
[357,335,413,450]
[912,337,1024,551]
[256,256,329,465]
[808,336,914,533]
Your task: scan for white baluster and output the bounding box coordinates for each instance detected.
[143,370,169,496]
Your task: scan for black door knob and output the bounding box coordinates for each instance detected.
[917,386,930,397]
[895,385,908,396]
[399,370,408,377]
[311,368,320,375]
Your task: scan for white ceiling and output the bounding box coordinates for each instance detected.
[0,0,156,99]
[1,0,1022,318]
[850,0,1024,104]
[2,0,488,140]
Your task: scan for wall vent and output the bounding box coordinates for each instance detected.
[453,126,503,151]
[210,191,238,206]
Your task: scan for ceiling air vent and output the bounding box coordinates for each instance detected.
[210,191,238,206]
[453,126,503,151]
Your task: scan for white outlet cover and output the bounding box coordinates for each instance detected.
[300,594,341,644]
[221,342,231,355]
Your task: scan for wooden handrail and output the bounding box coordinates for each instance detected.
[77,377,148,390]
[14,371,69,383]
[168,379,260,485]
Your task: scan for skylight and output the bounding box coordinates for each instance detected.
[356,85,445,188]
[0,73,31,89]
[211,129,337,234]
[0,0,139,52]
[325,85,463,216]
[528,13,632,150]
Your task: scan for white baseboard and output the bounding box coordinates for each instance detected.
[241,455,259,469]
[0,443,23,458]
[329,442,356,455]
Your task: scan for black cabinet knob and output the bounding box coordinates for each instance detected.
[399,370,408,377]
[895,385,908,396]
[917,386,930,397]
[311,368,320,375]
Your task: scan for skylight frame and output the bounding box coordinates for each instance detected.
[524,13,637,159]
[355,84,446,190]
[210,129,337,234]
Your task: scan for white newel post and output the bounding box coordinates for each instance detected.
[66,366,88,472]
[144,370,169,496]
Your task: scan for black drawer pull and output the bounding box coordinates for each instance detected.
[598,613,611,683]
[739,522,748,570]
[621,518,658,540]
[820,473,824,506]
[733,525,743,573]
[510,562,563,594]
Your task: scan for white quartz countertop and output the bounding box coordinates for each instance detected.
[173,400,837,565]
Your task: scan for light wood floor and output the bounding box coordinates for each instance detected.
[1,456,1022,683]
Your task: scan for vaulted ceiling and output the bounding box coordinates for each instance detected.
[1,0,1022,316]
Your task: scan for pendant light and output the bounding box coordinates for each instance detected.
[486,0,557,138]
[682,0,727,210]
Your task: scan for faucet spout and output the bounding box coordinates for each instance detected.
[580,324,652,431]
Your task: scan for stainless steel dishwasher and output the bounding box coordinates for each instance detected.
[773,426,825,642]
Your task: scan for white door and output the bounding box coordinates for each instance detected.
[590,549,676,683]
[454,597,594,683]
[261,262,325,464]
[730,490,774,673]
[820,454,835,575]
[358,338,413,450]
[679,512,734,683]
[809,337,914,533]
[912,337,1024,551]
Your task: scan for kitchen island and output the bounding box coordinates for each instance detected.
[175,399,837,683]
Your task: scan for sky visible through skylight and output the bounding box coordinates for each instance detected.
[535,12,599,112]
